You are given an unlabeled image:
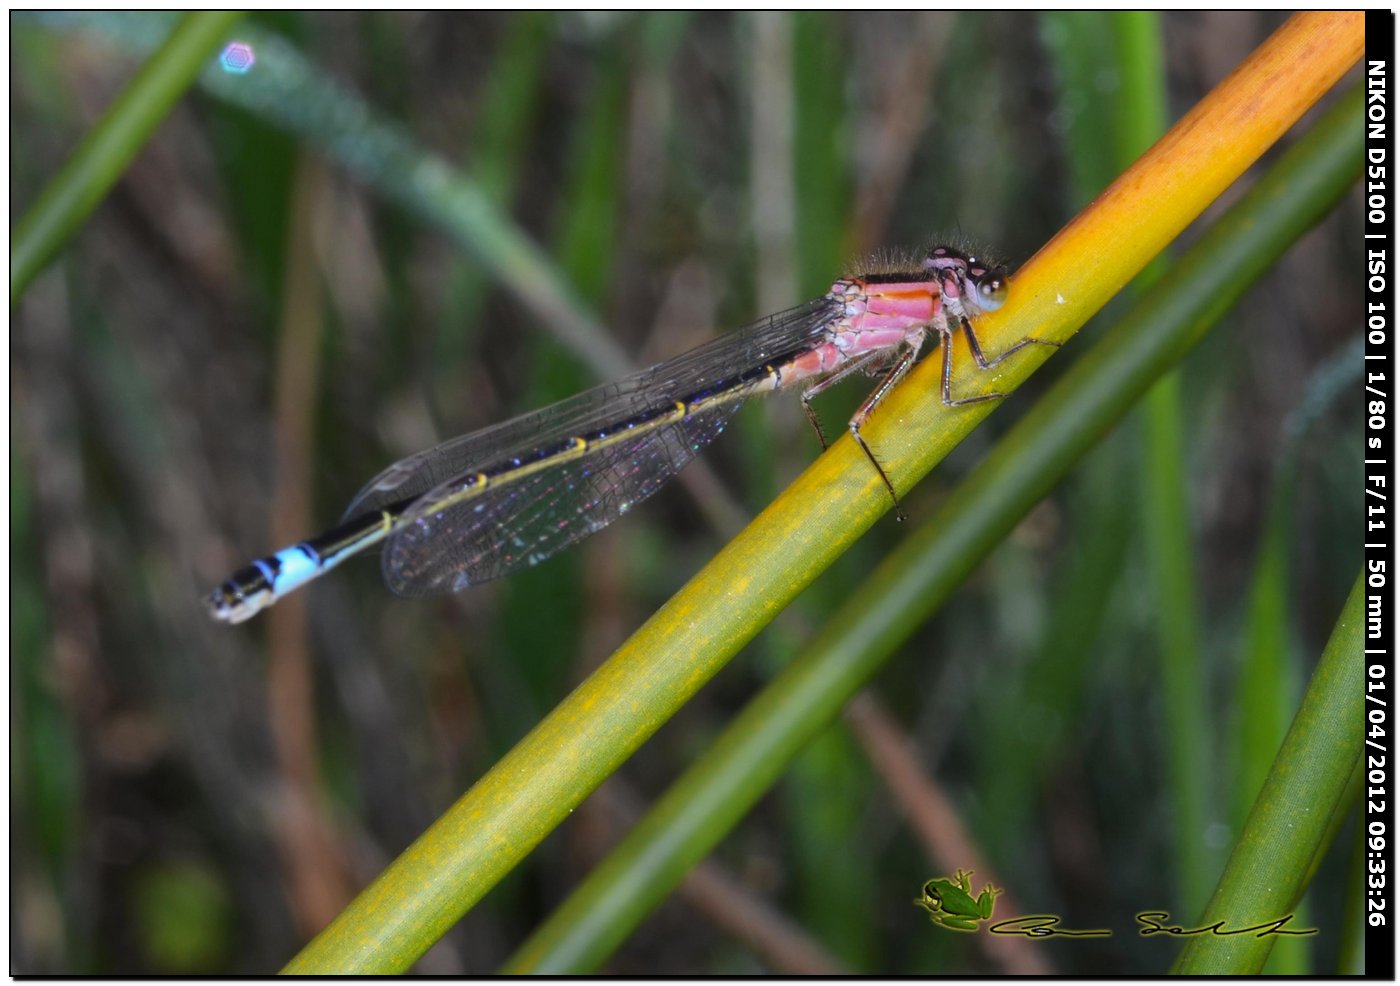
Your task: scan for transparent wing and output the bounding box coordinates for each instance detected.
[382,401,738,594]
[343,296,840,519]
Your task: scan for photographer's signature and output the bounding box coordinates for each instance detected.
[915,873,1317,939]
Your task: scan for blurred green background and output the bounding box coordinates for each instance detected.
[11,11,1363,974]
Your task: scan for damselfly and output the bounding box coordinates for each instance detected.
[205,245,1055,623]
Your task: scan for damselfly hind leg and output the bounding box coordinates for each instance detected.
[798,349,888,451]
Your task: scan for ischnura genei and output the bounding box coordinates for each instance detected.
[205,244,1055,624]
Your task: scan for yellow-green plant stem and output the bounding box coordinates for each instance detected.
[11,11,244,305]
[1173,571,1366,974]
[505,85,1364,974]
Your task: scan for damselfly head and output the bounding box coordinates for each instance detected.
[923,244,970,274]
[924,245,1009,315]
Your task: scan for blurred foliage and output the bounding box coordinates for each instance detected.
[133,860,233,972]
[10,11,1362,974]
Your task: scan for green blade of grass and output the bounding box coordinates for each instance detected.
[11,11,244,305]
[1173,569,1365,974]
[503,85,1364,974]
[22,11,632,380]
[1118,11,1218,920]
[1233,335,1361,973]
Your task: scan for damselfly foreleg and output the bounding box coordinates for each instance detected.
[938,317,1060,407]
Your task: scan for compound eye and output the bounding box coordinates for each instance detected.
[975,271,1009,310]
